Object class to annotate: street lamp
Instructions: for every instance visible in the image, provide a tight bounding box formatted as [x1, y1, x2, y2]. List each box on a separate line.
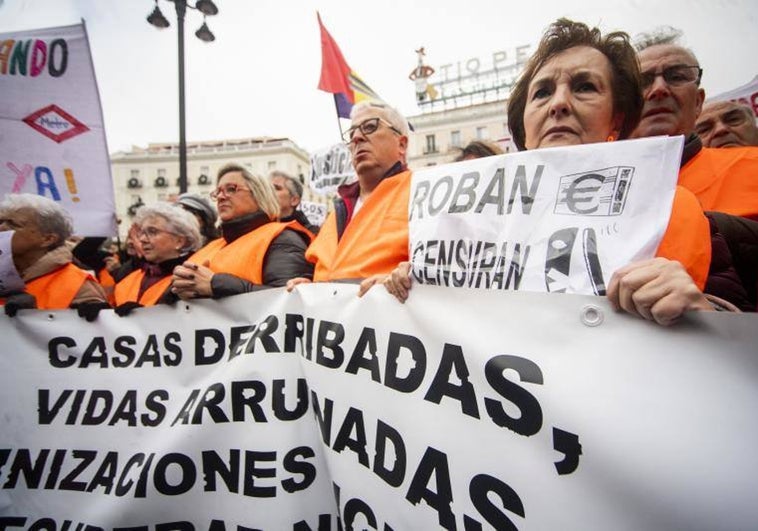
[146, 0, 218, 193]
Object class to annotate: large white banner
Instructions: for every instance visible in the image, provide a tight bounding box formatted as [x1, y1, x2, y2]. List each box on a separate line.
[309, 142, 355, 196]
[709, 74, 758, 121]
[0, 23, 116, 236]
[409, 137, 683, 295]
[1, 285, 757, 529]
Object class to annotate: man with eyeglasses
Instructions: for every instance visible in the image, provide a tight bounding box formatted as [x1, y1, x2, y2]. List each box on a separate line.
[695, 101, 758, 149]
[631, 29, 758, 220]
[288, 100, 411, 293]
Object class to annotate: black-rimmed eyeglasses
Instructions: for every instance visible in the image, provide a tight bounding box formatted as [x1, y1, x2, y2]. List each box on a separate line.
[640, 65, 703, 89]
[342, 117, 402, 143]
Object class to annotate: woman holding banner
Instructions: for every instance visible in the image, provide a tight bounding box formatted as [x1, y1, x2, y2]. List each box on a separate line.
[171, 163, 314, 299]
[113, 202, 201, 308]
[384, 18, 746, 324]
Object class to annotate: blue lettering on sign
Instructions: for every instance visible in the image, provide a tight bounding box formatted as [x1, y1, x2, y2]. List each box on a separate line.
[39, 116, 70, 130]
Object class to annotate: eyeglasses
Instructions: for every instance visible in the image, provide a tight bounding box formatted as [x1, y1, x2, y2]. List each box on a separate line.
[210, 183, 251, 200]
[342, 117, 402, 143]
[138, 226, 178, 239]
[640, 65, 702, 90]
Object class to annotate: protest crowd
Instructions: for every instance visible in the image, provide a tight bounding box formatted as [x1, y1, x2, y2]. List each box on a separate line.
[2, 13, 758, 528]
[2, 19, 757, 325]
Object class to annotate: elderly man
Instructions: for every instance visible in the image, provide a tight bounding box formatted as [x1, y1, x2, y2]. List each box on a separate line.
[288, 100, 411, 293]
[631, 30, 758, 220]
[269, 171, 320, 235]
[0, 194, 108, 315]
[695, 100, 758, 149]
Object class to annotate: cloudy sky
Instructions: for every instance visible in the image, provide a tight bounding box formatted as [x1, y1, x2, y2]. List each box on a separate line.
[1, 0, 756, 154]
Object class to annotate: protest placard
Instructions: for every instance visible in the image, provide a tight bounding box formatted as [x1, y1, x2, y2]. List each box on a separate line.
[0, 23, 116, 236]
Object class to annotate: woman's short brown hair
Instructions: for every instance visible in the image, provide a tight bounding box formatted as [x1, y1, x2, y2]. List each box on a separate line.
[507, 18, 643, 151]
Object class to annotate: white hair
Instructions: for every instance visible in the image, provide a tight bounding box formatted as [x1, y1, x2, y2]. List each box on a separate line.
[134, 202, 202, 253]
[0, 193, 73, 247]
[350, 100, 411, 138]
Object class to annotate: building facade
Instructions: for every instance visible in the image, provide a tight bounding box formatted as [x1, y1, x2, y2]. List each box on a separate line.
[406, 100, 514, 169]
[110, 136, 319, 236]
[404, 45, 527, 168]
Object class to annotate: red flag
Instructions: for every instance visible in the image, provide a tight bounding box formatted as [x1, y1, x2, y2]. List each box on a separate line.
[317, 13, 353, 101]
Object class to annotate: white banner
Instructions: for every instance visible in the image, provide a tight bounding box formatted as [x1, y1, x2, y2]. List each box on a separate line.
[0, 23, 116, 236]
[709, 75, 758, 121]
[1, 285, 757, 529]
[408, 137, 683, 295]
[309, 142, 355, 196]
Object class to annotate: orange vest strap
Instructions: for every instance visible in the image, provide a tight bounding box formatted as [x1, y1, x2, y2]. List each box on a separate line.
[655, 186, 712, 290]
[24, 263, 90, 310]
[679, 146, 758, 218]
[308, 170, 411, 281]
[114, 269, 173, 306]
[189, 220, 310, 284]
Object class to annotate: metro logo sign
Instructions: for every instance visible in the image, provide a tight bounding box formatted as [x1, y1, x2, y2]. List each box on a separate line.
[22, 104, 90, 143]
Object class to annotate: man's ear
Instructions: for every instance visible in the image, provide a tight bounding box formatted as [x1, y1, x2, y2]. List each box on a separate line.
[695, 87, 706, 117]
[42, 233, 62, 250]
[398, 135, 409, 158]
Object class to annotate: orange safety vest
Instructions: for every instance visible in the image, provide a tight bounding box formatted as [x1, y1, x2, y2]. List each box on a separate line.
[655, 185, 711, 290]
[678, 146, 758, 219]
[188, 220, 312, 284]
[307, 171, 411, 281]
[98, 268, 117, 306]
[0, 263, 90, 310]
[113, 269, 173, 306]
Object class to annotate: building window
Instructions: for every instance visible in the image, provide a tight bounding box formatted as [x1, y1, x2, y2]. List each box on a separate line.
[130, 169, 140, 179]
[450, 130, 461, 148]
[425, 134, 437, 154]
[476, 127, 488, 140]
[268, 161, 276, 171]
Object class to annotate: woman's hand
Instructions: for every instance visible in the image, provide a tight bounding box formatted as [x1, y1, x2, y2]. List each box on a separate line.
[607, 257, 713, 326]
[172, 260, 214, 299]
[103, 254, 121, 273]
[358, 274, 388, 297]
[286, 277, 312, 292]
[382, 262, 412, 303]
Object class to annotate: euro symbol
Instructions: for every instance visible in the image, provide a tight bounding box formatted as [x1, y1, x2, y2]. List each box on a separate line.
[565, 173, 604, 214]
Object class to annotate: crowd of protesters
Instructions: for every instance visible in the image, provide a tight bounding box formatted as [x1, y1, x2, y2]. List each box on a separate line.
[2, 19, 757, 325]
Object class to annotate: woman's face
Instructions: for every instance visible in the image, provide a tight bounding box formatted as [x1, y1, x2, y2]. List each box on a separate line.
[213, 171, 259, 222]
[137, 215, 186, 264]
[523, 46, 620, 149]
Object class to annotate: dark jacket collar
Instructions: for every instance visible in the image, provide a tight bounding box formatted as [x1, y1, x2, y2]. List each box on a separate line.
[681, 133, 703, 167]
[220, 211, 271, 243]
[142, 254, 190, 277]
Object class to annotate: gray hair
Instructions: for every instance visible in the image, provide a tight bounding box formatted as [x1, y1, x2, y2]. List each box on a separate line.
[134, 202, 202, 253]
[350, 100, 411, 138]
[0, 193, 73, 248]
[217, 163, 281, 220]
[269, 171, 303, 199]
[635, 27, 699, 64]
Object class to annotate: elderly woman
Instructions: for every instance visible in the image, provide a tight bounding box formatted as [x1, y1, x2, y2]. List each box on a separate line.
[385, 19, 744, 325]
[113, 202, 201, 307]
[0, 193, 108, 314]
[171, 163, 314, 299]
